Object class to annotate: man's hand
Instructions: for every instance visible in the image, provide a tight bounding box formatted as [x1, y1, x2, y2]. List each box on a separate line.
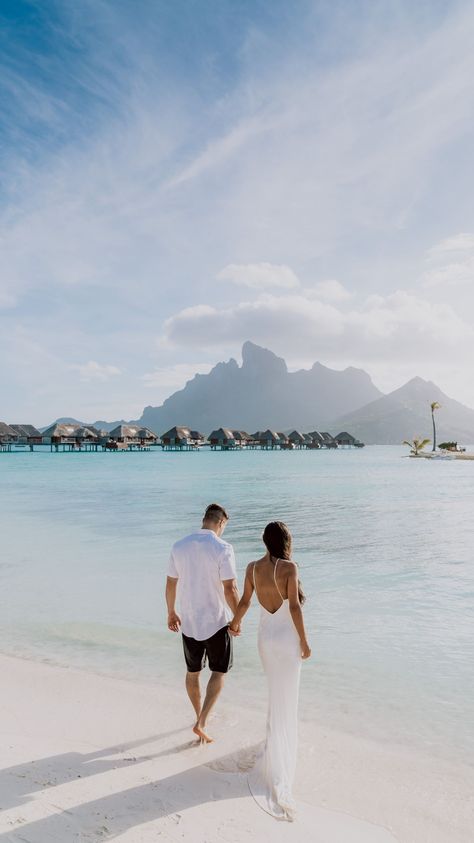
[228, 623, 241, 637]
[168, 611, 181, 632]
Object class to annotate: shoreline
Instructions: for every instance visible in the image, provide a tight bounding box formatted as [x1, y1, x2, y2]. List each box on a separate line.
[1, 653, 472, 842]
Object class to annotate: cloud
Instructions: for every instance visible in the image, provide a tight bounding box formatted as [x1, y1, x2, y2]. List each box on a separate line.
[140, 362, 214, 389]
[423, 231, 474, 288]
[311, 279, 351, 303]
[427, 232, 474, 257]
[163, 287, 473, 365]
[217, 262, 300, 290]
[73, 361, 121, 382]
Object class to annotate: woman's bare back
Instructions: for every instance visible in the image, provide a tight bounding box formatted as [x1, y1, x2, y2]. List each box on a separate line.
[252, 556, 295, 614]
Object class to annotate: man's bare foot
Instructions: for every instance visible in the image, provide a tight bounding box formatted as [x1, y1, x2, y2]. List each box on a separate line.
[193, 723, 214, 743]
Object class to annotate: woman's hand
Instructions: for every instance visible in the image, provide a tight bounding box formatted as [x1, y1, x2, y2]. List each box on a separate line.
[301, 640, 312, 659]
[228, 623, 241, 636]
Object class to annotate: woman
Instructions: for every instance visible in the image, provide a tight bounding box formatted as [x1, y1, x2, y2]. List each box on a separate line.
[229, 521, 311, 821]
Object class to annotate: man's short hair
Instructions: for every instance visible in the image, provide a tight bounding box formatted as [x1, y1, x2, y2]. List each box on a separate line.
[203, 503, 229, 523]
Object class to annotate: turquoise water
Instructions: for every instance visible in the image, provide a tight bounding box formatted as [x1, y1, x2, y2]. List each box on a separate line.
[1, 447, 473, 764]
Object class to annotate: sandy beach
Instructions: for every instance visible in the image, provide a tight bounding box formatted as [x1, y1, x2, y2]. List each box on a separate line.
[1, 653, 472, 843]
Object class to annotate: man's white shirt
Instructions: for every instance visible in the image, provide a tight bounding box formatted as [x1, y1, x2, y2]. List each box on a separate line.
[167, 529, 237, 640]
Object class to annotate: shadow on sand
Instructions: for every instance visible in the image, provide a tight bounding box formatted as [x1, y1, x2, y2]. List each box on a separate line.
[0, 736, 260, 841]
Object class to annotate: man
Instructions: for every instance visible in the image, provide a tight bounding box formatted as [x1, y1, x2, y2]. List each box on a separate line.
[166, 503, 239, 743]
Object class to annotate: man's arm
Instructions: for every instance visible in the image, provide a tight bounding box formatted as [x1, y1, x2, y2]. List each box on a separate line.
[228, 563, 254, 635]
[222, 578, 240, 615]
[166, 576, 181, 632]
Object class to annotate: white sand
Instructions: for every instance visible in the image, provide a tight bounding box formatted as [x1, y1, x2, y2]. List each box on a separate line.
[0, 654, 472, 843]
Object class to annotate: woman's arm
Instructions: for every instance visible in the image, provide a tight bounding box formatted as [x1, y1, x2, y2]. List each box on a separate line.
[287, 565, 311, 659]
[229, 563, 255, 635]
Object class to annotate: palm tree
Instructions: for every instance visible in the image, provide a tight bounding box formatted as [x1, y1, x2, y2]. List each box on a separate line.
[403, 437, 431, 456]
[430, 401, 441, 451]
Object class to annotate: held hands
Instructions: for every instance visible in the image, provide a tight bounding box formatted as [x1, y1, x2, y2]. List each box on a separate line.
[167, 611, 181, 632]
[300, 640, 312, 660]
[228, 623, 241, 637]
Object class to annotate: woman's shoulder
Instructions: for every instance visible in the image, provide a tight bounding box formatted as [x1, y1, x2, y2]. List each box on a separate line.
[246, 556, 265, 572]
[278, 558, 298, 572]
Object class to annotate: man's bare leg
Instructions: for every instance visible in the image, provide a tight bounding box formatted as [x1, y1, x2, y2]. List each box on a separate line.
[185, 671, 202, 721]
[193, 671, 225, 743]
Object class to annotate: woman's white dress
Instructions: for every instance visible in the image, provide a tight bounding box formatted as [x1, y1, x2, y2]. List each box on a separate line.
[248, 559, 302, 821]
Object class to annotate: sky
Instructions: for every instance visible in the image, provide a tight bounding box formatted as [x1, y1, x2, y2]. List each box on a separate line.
[1, 0, 474, 425]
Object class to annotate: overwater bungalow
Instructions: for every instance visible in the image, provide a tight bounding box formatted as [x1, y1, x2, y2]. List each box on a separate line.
[288, 430, 306, 448]
[277, 432, 291, 447]
[319, 431, 338, 448]
[109, 425, 139, 444]
[42, 422, 82, 445]
[189, 430, 205, 446]
[258, 429, 280, 449]
[137, 427, 160, 445]
[161, 426, 198, 449]
[231, 430, 251, 447]
[336, 431, 364, 448]
[0, 422, 17, 448]
[208, 428, 237, 449]
[308, 431, 324, 448]
[75, 426, 99, 443]
[9, 424, 43, 445]
[108, 424, 158, 448]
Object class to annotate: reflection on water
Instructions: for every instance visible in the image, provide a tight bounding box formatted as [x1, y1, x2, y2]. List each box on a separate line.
[1, 447, 473, 763]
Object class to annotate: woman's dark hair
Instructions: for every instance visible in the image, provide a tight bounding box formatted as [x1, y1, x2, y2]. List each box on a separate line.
[262, 521, 306, 604]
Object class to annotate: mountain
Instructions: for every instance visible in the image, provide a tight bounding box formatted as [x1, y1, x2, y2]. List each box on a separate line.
[330, 377, 474, 445]
[40, 417, 127, 433]
[39, 417, 85, 433]
[92, 419, 129, 432]
[137, 341, 382, 433]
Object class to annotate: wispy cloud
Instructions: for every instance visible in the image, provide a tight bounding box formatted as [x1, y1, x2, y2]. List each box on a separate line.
[311, 280, 352, 303]
[423, 231, 474, 288]
[73, 361, 122, 382]
[141, 362, 214, 390]
[217, 262, 300, 290]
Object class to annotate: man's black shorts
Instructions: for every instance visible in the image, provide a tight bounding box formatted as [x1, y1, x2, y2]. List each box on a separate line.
[182, 625, 233, 673]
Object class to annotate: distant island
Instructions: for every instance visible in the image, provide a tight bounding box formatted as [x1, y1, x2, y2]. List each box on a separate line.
[6, 342, 474, 445]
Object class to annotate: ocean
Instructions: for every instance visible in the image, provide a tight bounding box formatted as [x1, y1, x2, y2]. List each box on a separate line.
[1, 446, 473, 765]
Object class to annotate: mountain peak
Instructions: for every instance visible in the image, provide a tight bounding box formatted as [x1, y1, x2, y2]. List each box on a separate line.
[396, 376, 442, 399]
[241, 341, 287, 375]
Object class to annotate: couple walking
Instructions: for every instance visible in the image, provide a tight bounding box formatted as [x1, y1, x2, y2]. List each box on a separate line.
[165, 503, 311, 821]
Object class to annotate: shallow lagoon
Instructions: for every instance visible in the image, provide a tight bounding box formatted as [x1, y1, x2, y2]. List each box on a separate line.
[1, 446, 473, 764]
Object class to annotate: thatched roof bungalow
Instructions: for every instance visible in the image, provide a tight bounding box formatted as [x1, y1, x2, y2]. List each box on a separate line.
[42, 423, 81, 444]
[319, 431, 338, 448]
[208, 428, 237, 448]
[288, 430, 305, 447]
[0, 422, 18, 443]
[9, 424, 42, 444]
[336, 431, 364, 447]
[108, 424, 158, 446]
[137, 427, 159, 444]
[259, 429, 280, 448]
[232, 430, 251, 447]
[161, 426, 197, 448]
[189, 430, 205, 445]
[74, 426, 99, 442]
[308, 431, 324, 447]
